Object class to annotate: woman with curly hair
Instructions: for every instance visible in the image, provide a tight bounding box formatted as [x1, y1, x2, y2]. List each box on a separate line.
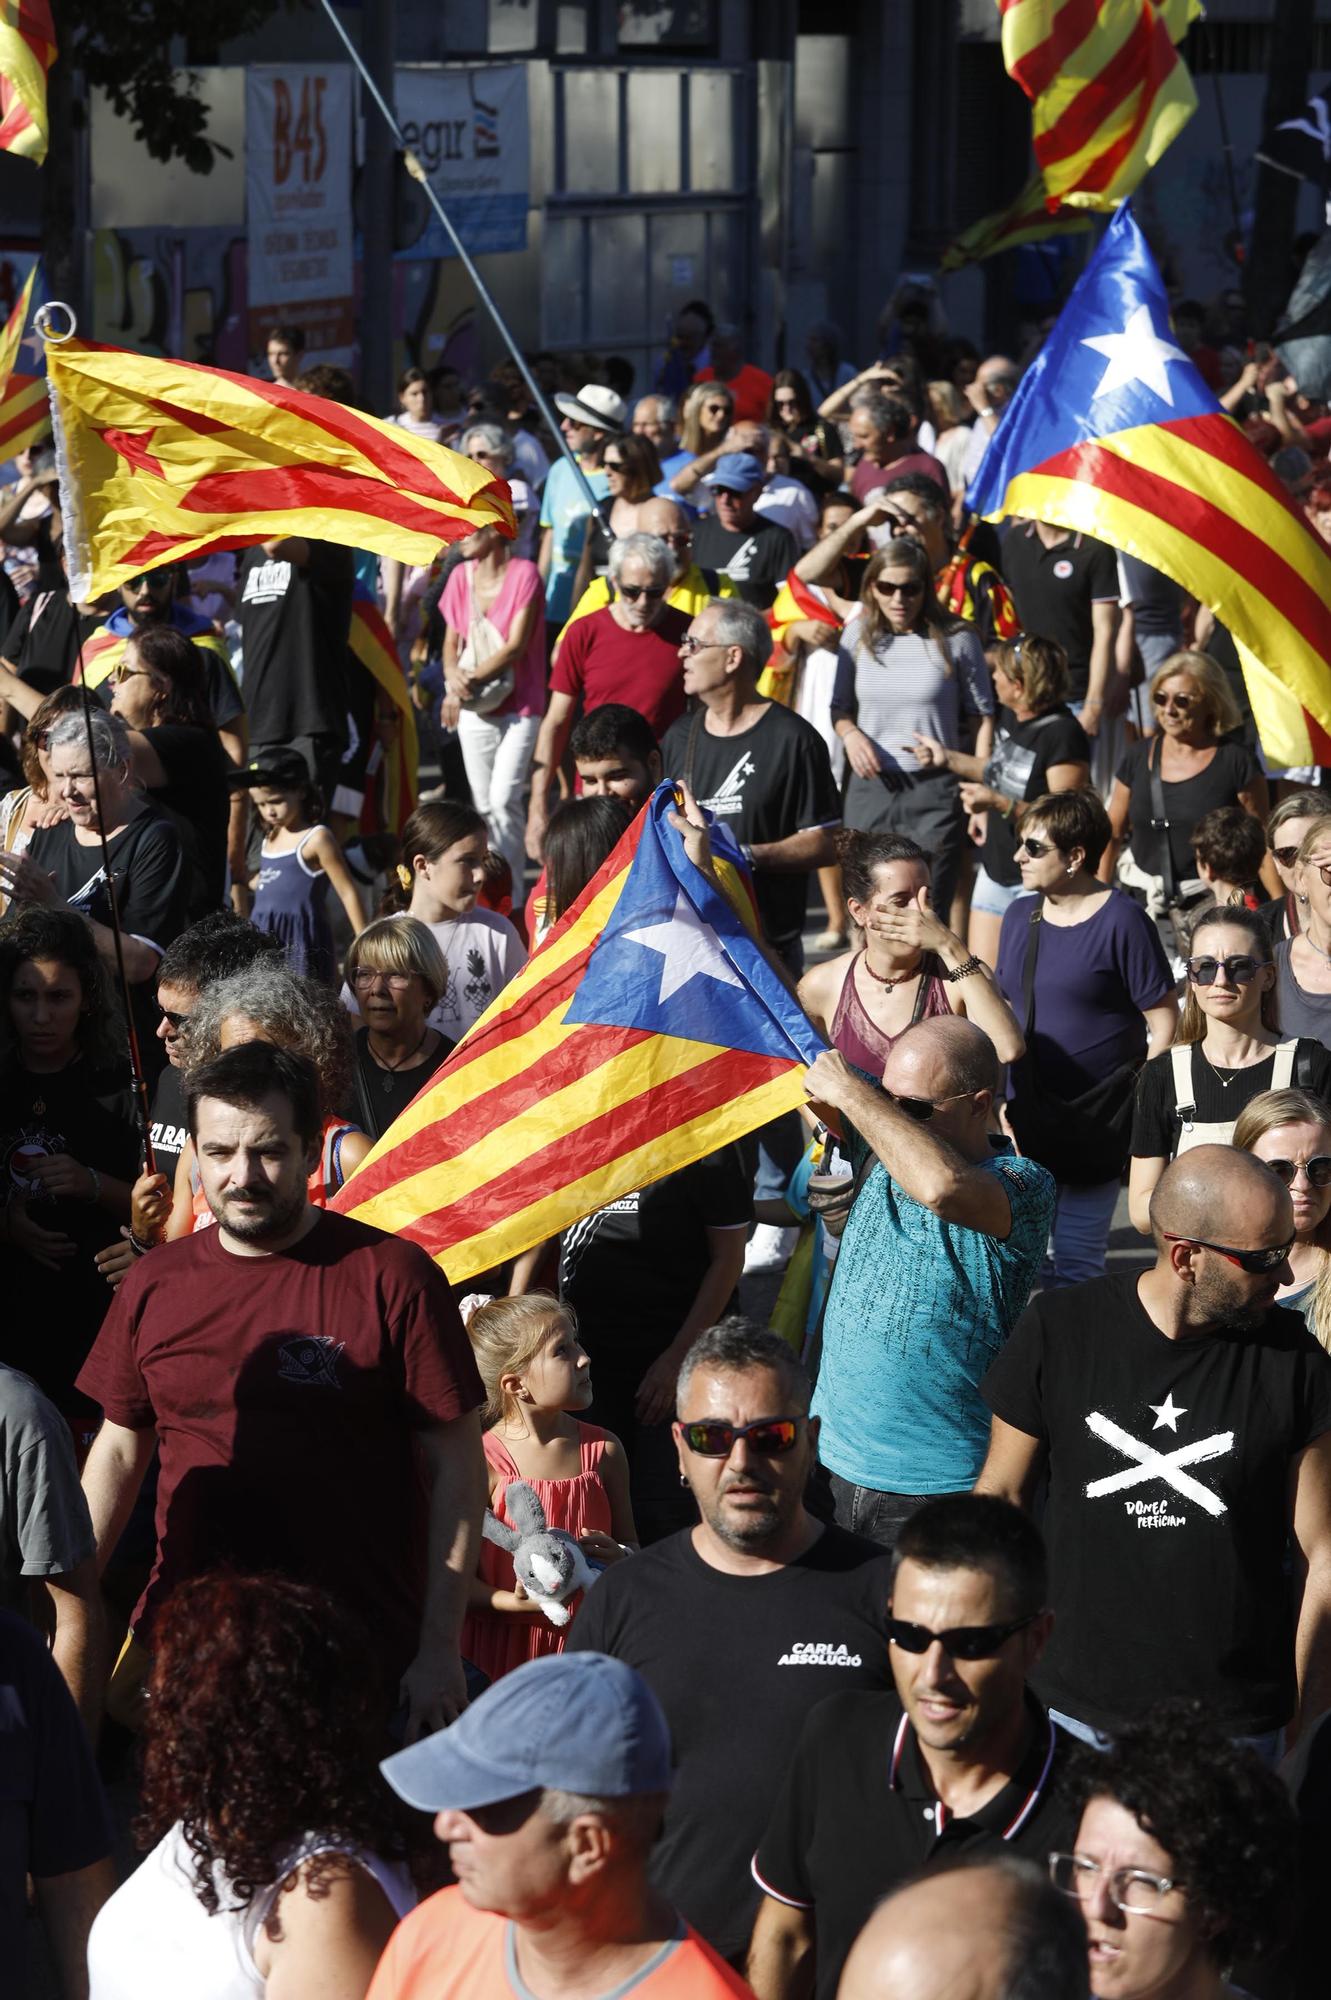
[150, 957, 370, 1243]
[0, 905, 138, 1432]
[87, 1572, 414, 1999]
[0, 682, 87, 914]
[1051, 1700, 1298, 2000]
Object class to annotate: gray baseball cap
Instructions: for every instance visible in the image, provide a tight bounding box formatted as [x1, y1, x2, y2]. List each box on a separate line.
[381, 1652, 674, 1812]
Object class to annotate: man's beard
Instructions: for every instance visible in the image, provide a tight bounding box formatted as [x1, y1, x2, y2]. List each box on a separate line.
[1195, 1267, 1274, 1334]
[210, 1180, 306, 1243]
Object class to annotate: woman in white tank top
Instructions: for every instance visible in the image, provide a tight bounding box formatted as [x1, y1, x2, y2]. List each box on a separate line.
[87, 1574, 415, 2000]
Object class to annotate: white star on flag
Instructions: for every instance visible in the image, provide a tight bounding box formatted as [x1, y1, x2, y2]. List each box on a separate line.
[624, 889, 745, 1007]
[1081, 305, 1190, 406]
[1149, 1394, 1187, 1433]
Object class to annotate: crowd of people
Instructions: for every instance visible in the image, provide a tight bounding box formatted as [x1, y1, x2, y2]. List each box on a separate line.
[2, 285, 1331, 2000]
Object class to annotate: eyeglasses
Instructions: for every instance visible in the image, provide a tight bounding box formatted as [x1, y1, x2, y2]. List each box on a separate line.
[127, 569, 172, 591]
[1316, 861, 1331, 889]
[157, 1004, 191, 1029]
[1152, 689, 1199, 712]
[774, 395, 800, 409]
[1185, 954, 1270, 986]
[1049, 1855, 1185, 1919]
[109, 662, 155, 685]
[351, 967, 415, 991]
[885, 1087, 976, 1124]
[679, 633, 720, 656]
[680, 1416, 803, 1457]
[1273, 844, 1302, 868]
[1262, 1155, 1331, 1188]
[603, 458, 625, 471]
[1014, 836, 1054, 859]
[1161, 1232, 1294, 1274]
[874, 580, 925, 598]
[887, 1612, 1039, 1659]
[703, 401, 728, 413]
[619, 584, 666, 603]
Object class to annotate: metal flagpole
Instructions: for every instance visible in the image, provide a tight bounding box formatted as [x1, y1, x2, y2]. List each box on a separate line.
[315, 0, 609, 522]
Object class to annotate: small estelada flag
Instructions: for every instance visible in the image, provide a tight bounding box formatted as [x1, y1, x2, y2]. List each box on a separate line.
[0, 0, 54, 164]
[44, 336, 516, 601]
[0, 261, 35, 390]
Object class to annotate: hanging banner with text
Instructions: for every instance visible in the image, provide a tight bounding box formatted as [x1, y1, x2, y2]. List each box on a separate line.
[394, 65, 529, 261]
[246, 64, 354, 358]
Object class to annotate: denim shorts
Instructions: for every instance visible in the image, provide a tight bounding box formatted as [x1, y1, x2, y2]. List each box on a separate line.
[971, 865, 1028, 918]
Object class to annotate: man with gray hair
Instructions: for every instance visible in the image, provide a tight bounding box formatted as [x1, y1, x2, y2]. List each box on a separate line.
[373, 1652, 753, 1997]
[527, 531, 691, 858]
[569, 1318, 894, 1964]
[663, 597, 839, 977]
[804, 1020, 1054, 1555]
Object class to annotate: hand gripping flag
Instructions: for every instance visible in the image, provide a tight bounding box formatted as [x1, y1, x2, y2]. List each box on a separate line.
[333, 785, 826, 1281]
[967, 204, 1331, 769]
[0, 1, 54, 165]
[43, 337, 516, 602]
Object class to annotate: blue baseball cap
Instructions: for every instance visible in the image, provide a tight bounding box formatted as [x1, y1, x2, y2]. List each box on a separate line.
[380, 1653, 674, 1812]
[702, 451, 765, 493]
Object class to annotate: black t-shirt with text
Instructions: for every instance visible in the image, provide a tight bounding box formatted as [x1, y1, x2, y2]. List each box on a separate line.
[238, 543, 354, 747]
[980, 705, 1089, 887]
[148, 1061, 188, 1182]
[690, 515, 797, 609]
[560, 1148, 751, 1380]
[567, 1524, 894, 1961]
[1130, 1039, 1331, 1161]
[753, 1691, 1076, 2000]
[982, 1271, 1331, 1733]
[661, 703, 840, 947]
[1115, 738, 1262, 883]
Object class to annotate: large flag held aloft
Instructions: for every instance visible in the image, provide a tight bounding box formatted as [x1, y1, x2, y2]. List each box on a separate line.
[1002, 0, 1199, 211]
[43, 336, 516, 602]
[0, 1, 54, 164]
[333, 786, 826, 1282]
[968, 203, 1331, 769]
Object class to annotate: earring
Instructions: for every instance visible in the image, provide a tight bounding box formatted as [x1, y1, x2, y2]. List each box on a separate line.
[1066, 865, 1076, 877]
[1298, 893, 1311, 906]
[679, 1473, 689, 1488]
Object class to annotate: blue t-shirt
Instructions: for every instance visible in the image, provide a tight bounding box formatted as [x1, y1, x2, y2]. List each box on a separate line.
[539, 459, 609, 627]
[813, 1140, 1054, 1494]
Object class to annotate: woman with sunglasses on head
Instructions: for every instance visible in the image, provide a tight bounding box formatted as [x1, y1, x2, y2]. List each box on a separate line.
[1052, 1701, 1297, 2000]
[765, 369, 844, 495]
[1102, 652, 1271, 952]
[1233, 1087, 1331, 1349]
[1258, 790, 1331, 944]
[831, 539, 994, 921]
[568, 431, 662, 610]
[1127, 905, 1331, 1234]
[996, 792, 1175, 1285]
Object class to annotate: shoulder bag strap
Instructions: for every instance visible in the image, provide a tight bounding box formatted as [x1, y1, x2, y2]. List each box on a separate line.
[912, 952, 943, 1025]
[1273, 1040, 1298, 1090]
[1019, 905, 1043, 1039]
[1148, 735, 1178, 907]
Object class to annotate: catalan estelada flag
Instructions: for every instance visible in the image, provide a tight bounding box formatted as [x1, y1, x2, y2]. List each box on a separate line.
[348, 581, 418, 835]
[44, 337, 516, 602]
[0, 1, 54, 164]
[968, 203, 1331, 769]
[333, 785, 825, 1280]
[76, 617, 231, 691]
[1003, 0, 1200, 211]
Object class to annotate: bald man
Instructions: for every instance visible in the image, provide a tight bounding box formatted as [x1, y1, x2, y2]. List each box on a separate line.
[552, 496, 737, 659]
[804, 1022, 1054, 1555]
[836, 1857, 1089, 2000]
[978, 1144, 1331, 1755]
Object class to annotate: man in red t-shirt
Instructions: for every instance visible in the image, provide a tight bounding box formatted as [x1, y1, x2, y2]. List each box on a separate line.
[693, 323, 774, 425]
[78, 1042, 486, 1738]
[847, 391, 949, 502]
[526, 532, 687, 858]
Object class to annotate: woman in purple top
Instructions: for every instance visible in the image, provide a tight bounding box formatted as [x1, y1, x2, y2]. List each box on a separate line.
[996, 791, 1176, 1287]
[440, 522, 545, 885]
[798, 828, 1023, 1077]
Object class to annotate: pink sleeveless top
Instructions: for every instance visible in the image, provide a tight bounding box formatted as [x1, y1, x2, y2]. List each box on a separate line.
[829, 951, 951, 1074]
[461, 1422, 612, 1686]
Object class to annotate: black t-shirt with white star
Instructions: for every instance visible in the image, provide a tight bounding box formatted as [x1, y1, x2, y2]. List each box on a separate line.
[982, 1271, 1331, 1734]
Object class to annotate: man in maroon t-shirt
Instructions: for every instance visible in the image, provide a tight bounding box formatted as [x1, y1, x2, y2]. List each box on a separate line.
[78, 1042, 486, 1739]
[847, 390, 949, 503]
[526, 531, 687, 858]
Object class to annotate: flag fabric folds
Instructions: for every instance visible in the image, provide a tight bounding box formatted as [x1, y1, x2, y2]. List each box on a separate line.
[1256, 86, 1331, 204]
[1001, 0, 1199, 212]
[0, 371, 49, 459]
[0, 262, 34, 390]
[333, 785, 826, 1281]
[348, 582, 419, 836]
[44, 337, 516, 602]
[967, 203, 1331, 769]
[0, 1, 54, 165]
[940, 169, 1092, 271]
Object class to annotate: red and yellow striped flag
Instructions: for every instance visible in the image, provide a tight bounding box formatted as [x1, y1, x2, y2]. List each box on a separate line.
[0, 372, 48, 459]
[44, 337, 516, 602]
[1002, 0, 1200, 211]
[0, 261, 34, 389]
[0, 0, 53, 164]
[940, 169, 1093, 270]
[349, 582, 418, 836]
[333, 786, 824, 1281]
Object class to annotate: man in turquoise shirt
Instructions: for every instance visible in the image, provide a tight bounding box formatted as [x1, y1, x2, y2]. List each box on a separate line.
[806, 1017, 1053, 1552]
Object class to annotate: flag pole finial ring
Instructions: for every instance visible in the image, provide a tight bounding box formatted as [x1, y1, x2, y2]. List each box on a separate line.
[34, 301, 77, 343]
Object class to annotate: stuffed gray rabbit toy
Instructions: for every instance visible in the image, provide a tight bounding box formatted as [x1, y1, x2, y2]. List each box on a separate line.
[482, 1479, 598, 1626]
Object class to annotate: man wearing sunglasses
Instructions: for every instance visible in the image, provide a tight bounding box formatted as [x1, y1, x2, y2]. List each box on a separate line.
[978, 1145, 1331, 1758]
[749, 1497, 1075, 2000]
[803, 1020, 1053, 1555]
[569, 1320, 894, 1967]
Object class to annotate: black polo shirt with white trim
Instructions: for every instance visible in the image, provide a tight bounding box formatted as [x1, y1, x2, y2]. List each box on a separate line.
[751, 1689, 1075, 2000]
[999, 520, 1119, 701]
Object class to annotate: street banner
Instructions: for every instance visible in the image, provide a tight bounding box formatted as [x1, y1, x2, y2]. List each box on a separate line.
[246, 64, 354, 358]
[395, 65, 529, 260]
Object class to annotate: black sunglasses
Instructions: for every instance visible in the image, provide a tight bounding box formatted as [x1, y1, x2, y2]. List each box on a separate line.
[157, 1004, 190, 1029]
[680, 1416, 802, 1457]
[1161, 1232, 1294, 1274]
[128, 569, 173, 591]
[887, 1612, 1040, 1660]
[1263, 1155, 1331, 1188]
[619, 584, 666, 602]
[1185, 955, 1270, 986]
[1014, 836, 1053, 858]
[886, 1087, 974, 1125]
[1273, 844, 1301, 868]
